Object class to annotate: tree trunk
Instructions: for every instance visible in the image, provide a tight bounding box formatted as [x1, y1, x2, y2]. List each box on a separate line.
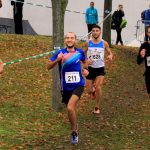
[51, 0, 68, 111]
[102, 0, 112, 46]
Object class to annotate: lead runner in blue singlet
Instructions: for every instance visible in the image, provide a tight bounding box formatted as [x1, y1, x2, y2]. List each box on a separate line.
[47, 32, 87, 144]
[84, 25, 113, 114]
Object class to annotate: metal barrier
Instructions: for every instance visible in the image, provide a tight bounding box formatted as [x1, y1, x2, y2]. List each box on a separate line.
[136, 20, 150, 43]
[0, 25, 12, 33]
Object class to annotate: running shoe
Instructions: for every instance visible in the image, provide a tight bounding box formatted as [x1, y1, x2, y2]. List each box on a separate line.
[71, 131, 78, 144]
[93, 107, 100, 114]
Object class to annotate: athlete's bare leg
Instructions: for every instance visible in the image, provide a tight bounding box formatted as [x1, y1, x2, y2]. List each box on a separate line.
[67, 95, 79, 132]
[0, 61, 4, 74]
[86, 79, 95, 99]
[94, 76, 104, 113]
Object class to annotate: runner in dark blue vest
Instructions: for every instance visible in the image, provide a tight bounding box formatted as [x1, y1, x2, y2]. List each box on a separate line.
[137, 26, 150, 98]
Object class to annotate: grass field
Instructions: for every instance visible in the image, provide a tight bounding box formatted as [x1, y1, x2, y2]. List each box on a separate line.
[0, 34, 149, 150]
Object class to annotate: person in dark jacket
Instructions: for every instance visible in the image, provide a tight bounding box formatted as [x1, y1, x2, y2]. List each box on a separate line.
[112, 4, 124, 45]
[11, 0, 24, 34]
[137, 26, 150, 98]
[0, 0, 2, 8]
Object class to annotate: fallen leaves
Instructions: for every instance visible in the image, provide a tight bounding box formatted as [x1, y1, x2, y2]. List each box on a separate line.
[0, 35, 149, 149]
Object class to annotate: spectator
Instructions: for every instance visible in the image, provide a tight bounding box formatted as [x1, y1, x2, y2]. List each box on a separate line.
[112, 4, 124, 45]
[85, 1, 98, 40]
[11, 0, 24, 34]
[0, 0, 2, 8]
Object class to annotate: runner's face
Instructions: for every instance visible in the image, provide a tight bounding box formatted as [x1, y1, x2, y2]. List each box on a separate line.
[92, 28, 101, 39]
[65, 33, 76, 48]
[147, 28, 150, 37]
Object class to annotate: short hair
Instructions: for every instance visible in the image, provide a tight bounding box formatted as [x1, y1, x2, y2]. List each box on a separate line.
[92, 25, 101, 31]
[65, 32, 76, 39]
[118, 4, 123, 7]
[90, 1, 94, 5]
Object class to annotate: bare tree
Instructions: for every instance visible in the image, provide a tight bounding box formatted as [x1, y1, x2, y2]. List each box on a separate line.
[102, 0, 112, 46]
[51, 0, 68, 111]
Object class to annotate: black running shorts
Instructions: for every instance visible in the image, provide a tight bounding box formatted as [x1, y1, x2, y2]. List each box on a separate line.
[86, 67, 105, 80]
[61, 86, 84, 105]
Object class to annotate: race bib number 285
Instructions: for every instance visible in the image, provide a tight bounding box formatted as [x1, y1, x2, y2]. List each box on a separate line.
[65, 72, 80, 83]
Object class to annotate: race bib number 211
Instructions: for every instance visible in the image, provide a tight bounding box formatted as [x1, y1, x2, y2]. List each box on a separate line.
[65, 72, 80, 83]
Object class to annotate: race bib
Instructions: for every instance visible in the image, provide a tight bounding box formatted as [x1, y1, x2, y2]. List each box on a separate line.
[89, 52, 103, 61]
[147, 56, 150, 66]
[65, 72, 80, 83]
[87, 47, 105, 68]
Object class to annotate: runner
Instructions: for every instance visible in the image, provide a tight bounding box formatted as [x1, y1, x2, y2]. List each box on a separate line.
[85, 25, 113, 114]
[0, 59, 4, 74]
[137, 25, 150, 98]
[47, 32, 87, 144]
